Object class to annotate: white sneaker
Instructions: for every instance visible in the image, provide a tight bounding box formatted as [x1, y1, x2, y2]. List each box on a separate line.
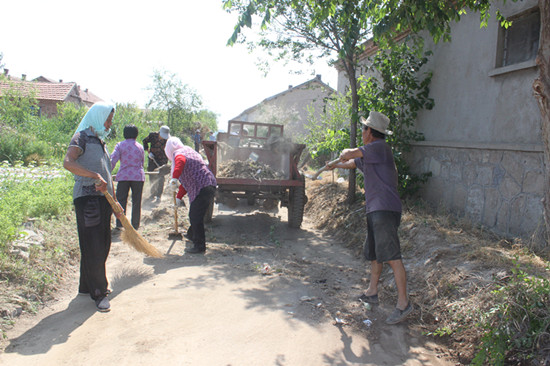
[96, 297, 111, 312]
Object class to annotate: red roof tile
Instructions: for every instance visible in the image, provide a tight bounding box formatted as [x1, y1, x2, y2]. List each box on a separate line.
[78, 86, 103, 104]
[0, 79, 75, 101]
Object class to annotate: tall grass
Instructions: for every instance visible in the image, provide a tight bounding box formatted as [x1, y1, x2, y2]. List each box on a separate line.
[0, 162, 73, 248]
[0, 161, 76, 323]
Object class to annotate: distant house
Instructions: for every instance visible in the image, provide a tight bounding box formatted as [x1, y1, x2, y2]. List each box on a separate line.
[337, 0, 543, 240]
[0, 69, 102, 117]
[232, 74, 335, 139]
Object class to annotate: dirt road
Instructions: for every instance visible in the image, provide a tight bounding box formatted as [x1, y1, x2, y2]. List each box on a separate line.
[0, 195, 452, 365]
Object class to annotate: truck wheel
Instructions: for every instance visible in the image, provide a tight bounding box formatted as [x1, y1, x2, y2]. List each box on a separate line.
[263, 199, 277, 210]
[246, 194, 255, 206]
[288, 182, 306, 228]
[204, 199, 214, 223]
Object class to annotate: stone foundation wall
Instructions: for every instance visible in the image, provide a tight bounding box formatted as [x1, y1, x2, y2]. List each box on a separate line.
[408, 142, 545, 238]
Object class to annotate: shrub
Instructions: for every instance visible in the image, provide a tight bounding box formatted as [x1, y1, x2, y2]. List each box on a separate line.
[473, 261, 550, 365]
[0, 126, 53, 165]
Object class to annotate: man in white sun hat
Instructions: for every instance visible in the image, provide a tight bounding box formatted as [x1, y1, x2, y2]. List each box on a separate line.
[327, 111, 412, 325]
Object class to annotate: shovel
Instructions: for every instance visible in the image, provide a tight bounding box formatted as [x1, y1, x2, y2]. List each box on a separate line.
[304, 158, 341, 180]
[168, 191, 183, 239]
[148, 152, 161, 168]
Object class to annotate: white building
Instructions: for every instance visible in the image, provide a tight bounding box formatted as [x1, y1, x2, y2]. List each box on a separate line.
[232, 74, 336, 139]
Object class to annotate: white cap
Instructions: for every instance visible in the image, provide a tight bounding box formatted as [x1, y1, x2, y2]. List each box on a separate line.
[159, 125, 170, 139]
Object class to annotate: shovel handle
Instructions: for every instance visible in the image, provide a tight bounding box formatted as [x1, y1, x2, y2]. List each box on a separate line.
[310, 158, 341, 180]
[173, 192, 179, 233]
[326, 157, 342, 168]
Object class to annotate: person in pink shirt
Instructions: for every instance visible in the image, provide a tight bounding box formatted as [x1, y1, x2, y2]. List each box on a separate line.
[165, 137, 216, 254]
[111, 125, 145, 230]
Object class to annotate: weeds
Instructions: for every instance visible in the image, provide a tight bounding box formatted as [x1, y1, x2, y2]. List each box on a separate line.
[269, 224, 281, 247]
[0, 162, 72, 247]
[0, 163, 77, 336]
[472, 260, 550, 365]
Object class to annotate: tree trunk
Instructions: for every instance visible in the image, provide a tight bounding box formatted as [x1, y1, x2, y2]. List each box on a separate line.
[533, 0, 550, 246]
[346, 61, 358, 204]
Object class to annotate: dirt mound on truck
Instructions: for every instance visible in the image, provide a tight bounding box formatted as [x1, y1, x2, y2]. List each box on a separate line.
[218, 160, 285, 179]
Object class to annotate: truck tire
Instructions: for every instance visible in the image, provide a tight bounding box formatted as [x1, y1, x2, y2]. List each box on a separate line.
[288, 180, 306, 228]
[246, 193, 255, 206]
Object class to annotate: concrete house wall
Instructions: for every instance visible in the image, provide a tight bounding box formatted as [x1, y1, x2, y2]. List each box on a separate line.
[232, 75, 335, 139]
[337, 0, 544, 239]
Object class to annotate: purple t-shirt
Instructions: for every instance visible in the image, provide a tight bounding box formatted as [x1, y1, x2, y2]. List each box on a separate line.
[111, 139, 145, 182]
[174, 146, 217, 203]
[354, 140, 402, 214]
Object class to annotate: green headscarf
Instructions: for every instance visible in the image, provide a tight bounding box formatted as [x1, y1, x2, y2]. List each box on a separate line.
[75, 101, 116, 140]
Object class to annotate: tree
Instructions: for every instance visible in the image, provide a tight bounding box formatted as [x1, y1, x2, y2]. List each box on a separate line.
[224, 0, 375, 203]
[0, 79, 39, 128]
[358, 38, 434, 198]
[146, 69, 204, 136]
[191, 109, 218, 135]
[303, 92, 352, 165]
[532, 0, 550, 246]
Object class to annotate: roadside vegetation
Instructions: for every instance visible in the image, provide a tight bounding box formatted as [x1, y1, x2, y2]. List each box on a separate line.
[0, 162, 76, 319]
[0, 68, 218, 338]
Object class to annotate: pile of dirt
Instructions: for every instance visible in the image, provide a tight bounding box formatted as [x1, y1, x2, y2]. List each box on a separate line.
[304, 176, 549, 364]
[218, 159, 285, 180]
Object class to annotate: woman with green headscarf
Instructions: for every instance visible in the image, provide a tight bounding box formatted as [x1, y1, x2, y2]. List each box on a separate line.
[63, 101, 122, 313]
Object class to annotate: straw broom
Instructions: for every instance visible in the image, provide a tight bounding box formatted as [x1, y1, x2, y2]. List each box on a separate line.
[103, 191, 163, 258]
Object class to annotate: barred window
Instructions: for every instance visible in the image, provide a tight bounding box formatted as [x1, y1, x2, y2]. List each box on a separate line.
[496, 8, 540, 67]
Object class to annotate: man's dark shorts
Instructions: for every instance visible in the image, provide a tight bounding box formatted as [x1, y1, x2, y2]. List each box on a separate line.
[363, 210, 402, 262]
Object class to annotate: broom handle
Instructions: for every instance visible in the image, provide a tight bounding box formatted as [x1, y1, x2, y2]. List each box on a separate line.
[103, 190, 124, 215]
[93, 179, 122, 214]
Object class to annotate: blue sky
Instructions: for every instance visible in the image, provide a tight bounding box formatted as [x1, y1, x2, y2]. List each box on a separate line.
[1, 0, 338, 129]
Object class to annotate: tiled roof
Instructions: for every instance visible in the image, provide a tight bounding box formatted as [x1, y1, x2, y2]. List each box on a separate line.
[0, 79, 75, 101]
[36, 82, 76, 101]
[33, 76, 58, 83]
[78, 86, 103, 104]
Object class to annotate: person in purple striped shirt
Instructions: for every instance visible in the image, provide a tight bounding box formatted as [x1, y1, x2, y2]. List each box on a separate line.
[111, 125, 145, 230]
